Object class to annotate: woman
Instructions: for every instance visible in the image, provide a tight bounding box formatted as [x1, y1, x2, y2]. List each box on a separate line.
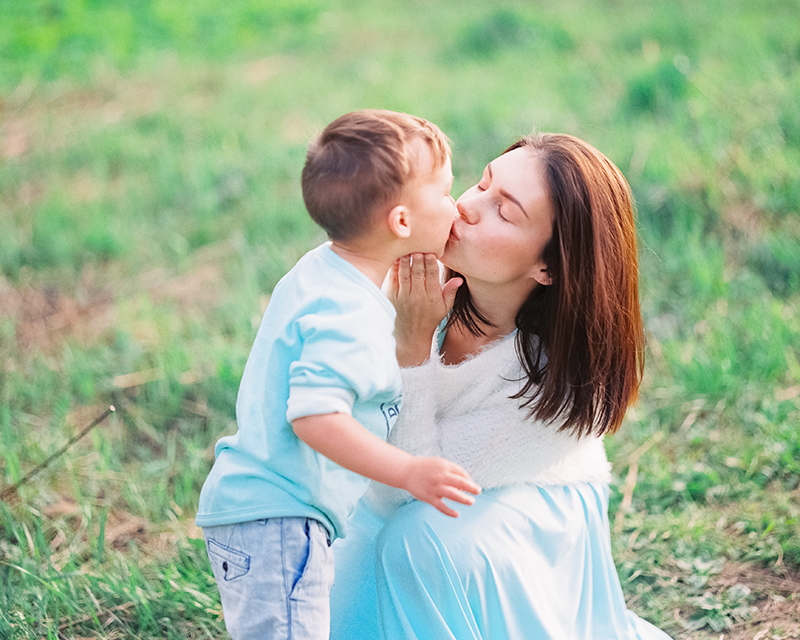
[329, 133, 672, 639]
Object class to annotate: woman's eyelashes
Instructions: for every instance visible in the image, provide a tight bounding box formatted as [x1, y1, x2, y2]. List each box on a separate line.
[475, 170, 511, 222]
[473, 181, 510, 221]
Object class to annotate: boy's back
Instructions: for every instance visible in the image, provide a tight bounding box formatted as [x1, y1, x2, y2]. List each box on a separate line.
[196, 243, 402, 540]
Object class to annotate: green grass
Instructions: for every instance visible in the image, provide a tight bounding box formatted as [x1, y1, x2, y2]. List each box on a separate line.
[1, 0, 799, 637]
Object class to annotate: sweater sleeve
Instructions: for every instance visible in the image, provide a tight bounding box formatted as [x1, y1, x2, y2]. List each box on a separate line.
[385, 360, 442, 457]
[362, 358, 443, 513]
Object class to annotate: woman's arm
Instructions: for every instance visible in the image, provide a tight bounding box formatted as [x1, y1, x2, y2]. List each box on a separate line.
[386, 254, 461, 367]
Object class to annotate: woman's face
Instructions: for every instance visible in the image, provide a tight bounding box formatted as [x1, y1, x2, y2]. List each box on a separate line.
[442, 147, 554, 289]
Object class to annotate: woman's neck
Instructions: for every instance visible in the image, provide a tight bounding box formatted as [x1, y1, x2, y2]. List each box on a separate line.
[440, 324, 505, 366]
[468, 278, 536, 336]
[441, 279, 535, 364]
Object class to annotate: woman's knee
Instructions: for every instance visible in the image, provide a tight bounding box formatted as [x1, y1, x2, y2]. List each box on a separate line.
[375, 503, 451, 571]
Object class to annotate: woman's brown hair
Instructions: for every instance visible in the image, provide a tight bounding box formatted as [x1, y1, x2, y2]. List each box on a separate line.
[449, 133, 644, 438]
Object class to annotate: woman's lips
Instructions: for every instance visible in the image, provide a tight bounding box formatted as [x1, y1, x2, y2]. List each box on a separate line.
[443, 227, 459, 253]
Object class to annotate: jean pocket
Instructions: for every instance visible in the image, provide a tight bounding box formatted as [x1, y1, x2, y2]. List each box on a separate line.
[288, 520, 333, 602]
[207, 538, 250, 581]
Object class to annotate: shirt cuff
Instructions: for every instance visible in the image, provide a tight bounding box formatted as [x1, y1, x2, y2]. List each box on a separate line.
[286, 385, 355, 423]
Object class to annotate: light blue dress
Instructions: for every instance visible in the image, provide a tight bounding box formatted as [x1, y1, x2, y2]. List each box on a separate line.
[330, 483, 672, 640]
[329, 328, 672, 640]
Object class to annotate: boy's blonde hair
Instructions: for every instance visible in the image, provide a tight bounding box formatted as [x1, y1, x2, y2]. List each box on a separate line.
[301, 109, 451, 241]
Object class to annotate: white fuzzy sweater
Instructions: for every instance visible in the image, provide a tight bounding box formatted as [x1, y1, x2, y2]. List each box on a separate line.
[366, 331, 612, 512]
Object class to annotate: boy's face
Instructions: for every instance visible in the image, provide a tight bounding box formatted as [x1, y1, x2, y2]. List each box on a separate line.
[402, 144, 458, 258]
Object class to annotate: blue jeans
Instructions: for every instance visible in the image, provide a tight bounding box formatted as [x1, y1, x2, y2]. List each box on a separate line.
[203, 518, 334, 640]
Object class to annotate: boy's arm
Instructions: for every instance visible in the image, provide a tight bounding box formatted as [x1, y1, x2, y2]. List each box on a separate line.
[292, 412, 480, 518]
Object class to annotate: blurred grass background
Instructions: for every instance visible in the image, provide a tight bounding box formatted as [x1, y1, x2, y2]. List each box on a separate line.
[0, 0, 799, 637]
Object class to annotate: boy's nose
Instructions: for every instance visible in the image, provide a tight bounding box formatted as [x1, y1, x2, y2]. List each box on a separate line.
[448, 195, 458, 218]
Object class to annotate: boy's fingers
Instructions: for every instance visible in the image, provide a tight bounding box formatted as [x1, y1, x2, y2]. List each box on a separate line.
[465, 481, 481, 495]
[448, 468, 481, 495]
[431, 500, 459, 518]
[441, 487, 476, 506]
[451, 478, 481, 495]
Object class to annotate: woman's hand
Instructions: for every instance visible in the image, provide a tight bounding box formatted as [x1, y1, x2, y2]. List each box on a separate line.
[387, 253, 462, 367]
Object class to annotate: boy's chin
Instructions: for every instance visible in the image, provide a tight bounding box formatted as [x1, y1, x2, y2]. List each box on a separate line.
[438, 247, 457, 270]
[414, 244, 444, 260]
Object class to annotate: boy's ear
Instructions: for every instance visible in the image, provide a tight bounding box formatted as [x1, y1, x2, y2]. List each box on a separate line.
[387, 205, 412, 239]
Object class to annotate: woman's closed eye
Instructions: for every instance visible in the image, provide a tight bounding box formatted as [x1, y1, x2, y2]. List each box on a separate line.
[474, 180, 509, 221]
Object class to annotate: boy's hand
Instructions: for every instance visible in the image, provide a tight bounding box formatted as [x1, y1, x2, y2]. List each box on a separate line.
[388, 253, 462, 367]
[401, 456, 481, 518]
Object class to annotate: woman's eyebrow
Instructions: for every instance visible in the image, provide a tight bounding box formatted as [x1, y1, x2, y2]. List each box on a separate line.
[488, 162, 529, 219]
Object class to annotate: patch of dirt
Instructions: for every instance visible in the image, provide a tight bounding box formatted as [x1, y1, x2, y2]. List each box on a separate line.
[41, 492, 204, 570]
[2, 178, 46, 211]
[685, 563, 800, 639]
[1, 76, 163, 160]
[711, 561, 800, 595]
[722, 203, 764, 241]
[139, 262, 226, 313]
[718, 609, 800, 640]
[0, 269, 117, 353]
[0, 239, 234, 356]
[2, 54, 292, 162]
[0, 117, 29, 159]
[0, 281, 116, 355]
[43, 497, 148, 550]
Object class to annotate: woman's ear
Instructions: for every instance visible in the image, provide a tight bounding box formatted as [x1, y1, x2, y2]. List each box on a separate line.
[531, 264, 553, 286]
[386, 204, 412, 239]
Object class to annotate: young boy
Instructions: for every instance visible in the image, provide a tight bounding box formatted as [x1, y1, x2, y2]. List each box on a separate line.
[196, 110, 481, 639]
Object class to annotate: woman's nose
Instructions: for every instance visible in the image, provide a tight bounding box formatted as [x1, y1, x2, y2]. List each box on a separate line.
[456, 199, 476, 223]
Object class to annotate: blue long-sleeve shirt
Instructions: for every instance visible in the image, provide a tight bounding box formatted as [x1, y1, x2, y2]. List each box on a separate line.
[196, 243, 402, 540]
